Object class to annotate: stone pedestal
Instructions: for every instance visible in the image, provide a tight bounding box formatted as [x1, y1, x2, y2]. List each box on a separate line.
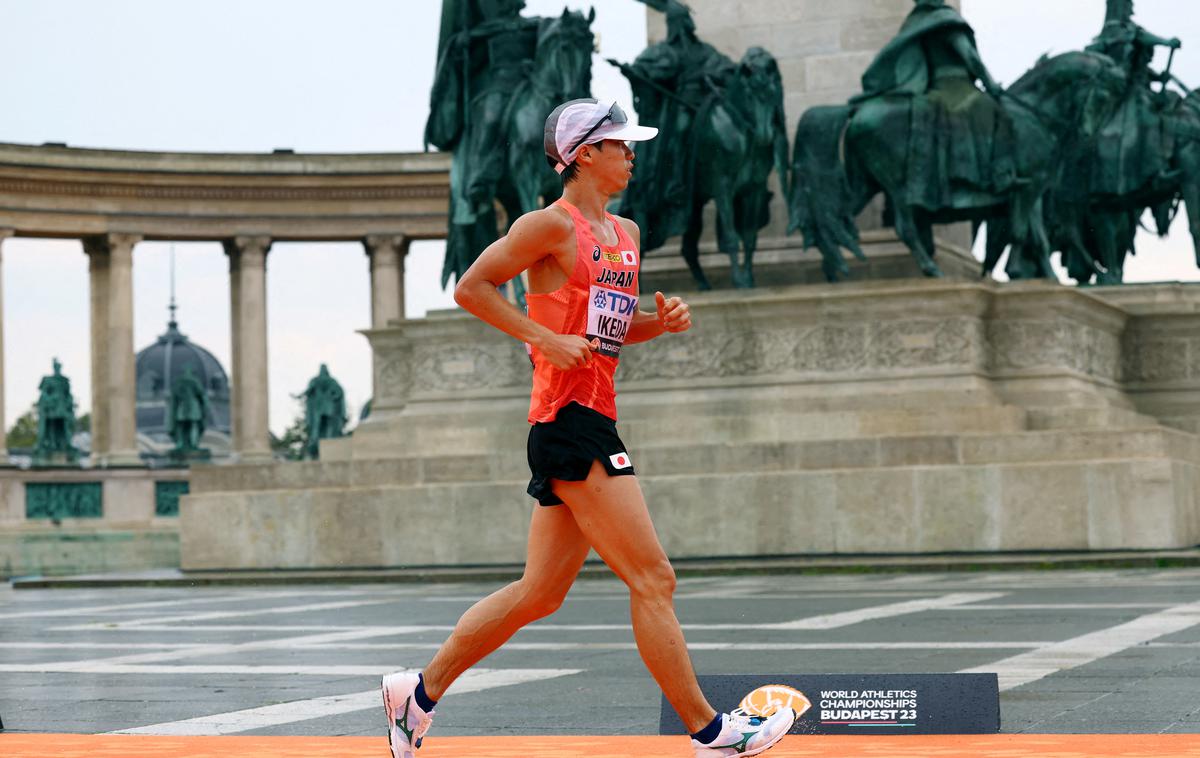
[83, 233, 143, 467]
[224, 236, 273, 463]
[180, 280, 1200, 571]
[641, 230, 981, 295]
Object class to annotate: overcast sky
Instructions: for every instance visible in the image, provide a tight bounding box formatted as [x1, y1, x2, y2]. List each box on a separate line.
[1, 0, 1197, 434]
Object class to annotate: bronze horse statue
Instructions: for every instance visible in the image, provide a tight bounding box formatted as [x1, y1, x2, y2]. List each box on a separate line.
[986, 78, 1200, 284]
[682, 47, 789, 289]
[611, 45, 788, 290]
[789, 51, 1125, 283]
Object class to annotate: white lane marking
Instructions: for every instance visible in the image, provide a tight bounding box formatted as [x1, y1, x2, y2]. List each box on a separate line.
[43, 593, 1000, 636]
[761, 592, 1005, 630]
[421, 591, 936, 602]
[108, 668, 583, 735]
[959, 599, 1200, 690]
[53, 599, 402, 629]
[0, 663, 401, 674]
[67, 627, 426, 668]
[295, 641, 1051, 651]
[0, 591, 326, 619]
[0, 639, 1049, 662]
[0, 642, 213, 650]
[944, 604, 1172, 610]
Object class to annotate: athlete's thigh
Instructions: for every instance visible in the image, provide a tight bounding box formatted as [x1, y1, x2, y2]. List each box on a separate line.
[551, 460, 670, 584]
[522, 500, 591, 593]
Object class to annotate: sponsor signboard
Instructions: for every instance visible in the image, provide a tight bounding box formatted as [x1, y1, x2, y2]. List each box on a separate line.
[659, 674, 999, 736]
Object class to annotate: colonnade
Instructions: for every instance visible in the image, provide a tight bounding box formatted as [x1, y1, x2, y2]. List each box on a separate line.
[0, 231, 411, 466]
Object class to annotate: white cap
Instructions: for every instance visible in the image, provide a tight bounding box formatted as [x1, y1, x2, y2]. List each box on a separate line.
[544, 99, 659, 174]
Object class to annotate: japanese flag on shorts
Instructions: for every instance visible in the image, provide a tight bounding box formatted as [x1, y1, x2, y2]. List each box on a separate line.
[609, 452, 632, 470]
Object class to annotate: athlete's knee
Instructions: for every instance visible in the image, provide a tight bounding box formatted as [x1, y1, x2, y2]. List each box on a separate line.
[512, 578, 568, 621]
[625, 558, 677, 601]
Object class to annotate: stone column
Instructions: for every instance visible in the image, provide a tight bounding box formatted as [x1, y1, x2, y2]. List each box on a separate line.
[0, 229, 11, 461]
[83, 233, 142, 467]
[223, 236, 273, 463]
[364, 234, 409, 328]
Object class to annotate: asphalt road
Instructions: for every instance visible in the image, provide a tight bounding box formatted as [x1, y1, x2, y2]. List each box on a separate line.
[2, 568, 1200, 737]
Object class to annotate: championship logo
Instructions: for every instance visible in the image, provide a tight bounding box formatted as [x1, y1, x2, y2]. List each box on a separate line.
[734, 685, 812, 720]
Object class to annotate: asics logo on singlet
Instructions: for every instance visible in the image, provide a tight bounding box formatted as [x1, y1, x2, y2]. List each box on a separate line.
[592, 245, 602, 262]
[595, 268, 636, 288]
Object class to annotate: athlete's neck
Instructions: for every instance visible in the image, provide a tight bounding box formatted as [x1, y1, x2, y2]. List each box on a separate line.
[561, 184, 613, 230]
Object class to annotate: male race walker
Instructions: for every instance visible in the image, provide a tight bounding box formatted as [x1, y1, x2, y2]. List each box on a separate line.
[381, 99, 797, 758]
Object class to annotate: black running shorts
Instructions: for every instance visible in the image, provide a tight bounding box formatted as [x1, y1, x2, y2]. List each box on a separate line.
[526, 401, 636, 506]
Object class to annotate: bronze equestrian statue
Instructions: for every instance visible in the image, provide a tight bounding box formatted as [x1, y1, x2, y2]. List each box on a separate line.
[613, 0, 788, 288]
[427, 0, 594, 302]
[789, 0, 1126, 282]
[984, 0, 1194, 284]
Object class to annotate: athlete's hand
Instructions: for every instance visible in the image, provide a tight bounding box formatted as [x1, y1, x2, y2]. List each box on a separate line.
[537, 334, 600, 370]
[656, 291, 692, 333]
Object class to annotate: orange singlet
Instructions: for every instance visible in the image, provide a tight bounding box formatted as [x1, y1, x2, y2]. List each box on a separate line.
[526, 199, 640, 423]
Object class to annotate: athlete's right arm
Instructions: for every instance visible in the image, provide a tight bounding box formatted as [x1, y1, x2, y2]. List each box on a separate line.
[454, 209, 597, 370]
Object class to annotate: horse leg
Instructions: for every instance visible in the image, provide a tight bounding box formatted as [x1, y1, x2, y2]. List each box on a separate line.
[915, 209, 936, 262]
[680, 199, 711, 291]
[735, 190, 763, 288]
[715, 191, 748, 287]
[1003, 188, 1046, 281]
[1093, 213, 1123, 285]
[893, 203, 942, 277]
[1182, 177, 1200, 269]
[982, 217, 1010, 278]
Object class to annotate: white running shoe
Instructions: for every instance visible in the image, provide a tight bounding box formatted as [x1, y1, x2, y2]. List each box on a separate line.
[691, 708, 797, 757]
[381, 672, 435, 758]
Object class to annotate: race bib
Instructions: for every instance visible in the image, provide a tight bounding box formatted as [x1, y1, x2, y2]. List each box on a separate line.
[587, 285, 638, 358]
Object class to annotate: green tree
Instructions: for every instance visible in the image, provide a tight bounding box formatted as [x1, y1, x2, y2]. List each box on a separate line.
[7, 405, 38, 450]
[270, 401, 307, 461]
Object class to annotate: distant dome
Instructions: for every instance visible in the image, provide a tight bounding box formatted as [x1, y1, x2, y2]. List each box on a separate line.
[135, 317, 231, 440]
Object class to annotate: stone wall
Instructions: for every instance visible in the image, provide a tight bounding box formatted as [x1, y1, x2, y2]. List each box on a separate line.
[0, 467, 187, 578]
[180, 281, 1200, 571]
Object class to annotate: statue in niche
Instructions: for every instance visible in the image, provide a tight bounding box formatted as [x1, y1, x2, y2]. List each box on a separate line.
[167, 366, 211, 461]
[299, 364, 347, 460]
[428, 0, 595, 303]
[612, 0, 789, 288]
[33, 358, 78, 465]
[789, 0, 1127, 282]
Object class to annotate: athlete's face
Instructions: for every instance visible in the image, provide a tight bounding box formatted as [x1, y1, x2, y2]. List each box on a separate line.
[578, 139, 635, 192]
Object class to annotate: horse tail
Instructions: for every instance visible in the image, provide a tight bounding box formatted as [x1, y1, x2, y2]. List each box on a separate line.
[788, 104, 861, 279]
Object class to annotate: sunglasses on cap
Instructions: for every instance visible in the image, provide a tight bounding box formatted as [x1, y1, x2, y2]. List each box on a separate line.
[568, 102, 629, 154]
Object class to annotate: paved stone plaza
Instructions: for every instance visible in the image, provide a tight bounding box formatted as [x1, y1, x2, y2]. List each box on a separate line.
[2, 569, 1200, 737]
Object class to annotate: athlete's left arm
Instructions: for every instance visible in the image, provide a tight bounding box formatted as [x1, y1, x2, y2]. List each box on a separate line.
[616, 217, 693, 344]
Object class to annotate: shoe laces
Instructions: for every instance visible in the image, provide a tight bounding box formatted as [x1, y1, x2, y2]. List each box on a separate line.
[414, 709, 435, 742]
[725, 712, 765, 732]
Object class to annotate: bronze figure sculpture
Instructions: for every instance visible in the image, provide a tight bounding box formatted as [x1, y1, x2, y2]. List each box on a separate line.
[983, 0, 1195, 284]
[612, 0, 788, 289]
[33, 358, 79, 465]
[789, 0, 1126, 282]
[428, 0, 594, 301]
[299, 364, 347, 460]
[167, 366, 210, 458]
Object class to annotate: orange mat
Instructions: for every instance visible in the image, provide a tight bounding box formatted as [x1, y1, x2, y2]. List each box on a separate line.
[2, 734, 1200, 757]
